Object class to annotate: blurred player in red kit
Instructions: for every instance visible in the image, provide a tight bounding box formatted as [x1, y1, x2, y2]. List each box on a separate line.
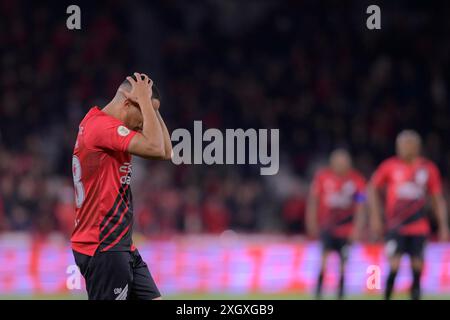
[306, 149, 366, 299]
[368, 130, 449, 300]
[71, 73, 172, 300]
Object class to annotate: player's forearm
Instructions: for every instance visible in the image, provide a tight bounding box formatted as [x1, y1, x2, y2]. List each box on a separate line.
[353, 203, 365, 237]
[306, 195, 318, 234]
[433, 195, 449, 231]
[367, 185, 382, 224]
[140, 99, 164, 156]
[155, 110, 173, 160]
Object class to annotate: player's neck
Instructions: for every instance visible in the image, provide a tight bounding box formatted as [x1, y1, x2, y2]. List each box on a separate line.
[399, 156, 418, 164]
[102, 101, 124, 122]
[332, 169, 350, 177]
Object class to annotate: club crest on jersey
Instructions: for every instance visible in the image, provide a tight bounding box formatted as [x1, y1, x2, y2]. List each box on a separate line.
[117, 125, 130, 137]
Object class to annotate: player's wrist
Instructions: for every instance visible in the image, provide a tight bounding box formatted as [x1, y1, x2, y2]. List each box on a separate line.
[136, 95, 152, 108]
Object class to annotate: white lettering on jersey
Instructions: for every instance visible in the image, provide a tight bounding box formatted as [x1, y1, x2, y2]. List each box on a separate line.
[396, 182, 425, 200]
[325, 180, 356, 209]
[119, 162, 132, 185]
[395, 167, 429, 200]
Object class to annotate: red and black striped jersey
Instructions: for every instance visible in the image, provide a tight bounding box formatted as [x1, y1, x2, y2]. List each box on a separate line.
[310, 168, 366, 237]
[71, 107, 138, 256]
[371, 156, 442, 236]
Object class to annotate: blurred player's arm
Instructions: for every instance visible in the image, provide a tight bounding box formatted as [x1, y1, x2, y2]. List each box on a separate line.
[431, 194, 448, 241]
[123, 73, 165, 159]
[368, 163, 389, 240]
[306, 192, 319, 238]
[428, 163, 449, 241]
[306, 177, 320, 238]
[367, 184, 383, 240]
[351, 178, 368, 242]
[351, 202, 365, 242]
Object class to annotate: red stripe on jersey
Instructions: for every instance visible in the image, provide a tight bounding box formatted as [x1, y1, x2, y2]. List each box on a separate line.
[99, 184, 130, 234]
[100, 224, 132, 252]
[100, 197, 130, 243]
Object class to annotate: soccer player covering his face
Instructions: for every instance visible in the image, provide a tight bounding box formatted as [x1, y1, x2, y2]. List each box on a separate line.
[306, 149, 366, 299]
[368, 130, 449, 300]
[71, 73, 172, 300]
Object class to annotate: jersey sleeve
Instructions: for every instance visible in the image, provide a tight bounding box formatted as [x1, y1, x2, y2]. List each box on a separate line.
[90, 117, 137, 153]
[427, 162, 443, 195]
[371, 160, 390, 189]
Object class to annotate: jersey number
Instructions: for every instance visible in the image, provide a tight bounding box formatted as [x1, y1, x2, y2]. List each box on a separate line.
[72, 155, 85, 208]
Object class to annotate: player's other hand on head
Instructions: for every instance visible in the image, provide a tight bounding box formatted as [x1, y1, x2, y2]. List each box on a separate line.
[120, 72, 153, 106]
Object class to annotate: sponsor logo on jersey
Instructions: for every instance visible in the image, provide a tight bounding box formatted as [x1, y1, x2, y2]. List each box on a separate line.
[119, 162, 132, 185]
[324, 180, 356, 209]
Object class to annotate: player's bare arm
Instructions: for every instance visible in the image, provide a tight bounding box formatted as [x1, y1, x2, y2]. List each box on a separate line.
[351, 202, 365, 242]
[156, 110, 173, 159]
[431, 193, 449, 241]
[122, 73, 165, 159]
[367, 183, 383, 240]
[305, 192, 319, 238]
[149, 99, 172, 160]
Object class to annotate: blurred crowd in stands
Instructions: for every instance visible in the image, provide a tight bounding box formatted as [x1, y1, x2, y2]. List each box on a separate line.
[1, 1, 449, 238]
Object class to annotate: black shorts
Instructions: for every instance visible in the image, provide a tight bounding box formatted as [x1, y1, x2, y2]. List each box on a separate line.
[73, 249, 161, 300]
[320, 233, 350, 261]
[385, 234, 426, 260]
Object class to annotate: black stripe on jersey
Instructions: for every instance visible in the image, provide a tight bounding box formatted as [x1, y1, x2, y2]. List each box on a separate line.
[335, 214, 353, 226]
[100, 201, 133, 248]
[99, 187, 131, 241]
[99, 184, 127, 231]
[400, 209, 425, 226]
[388, 199, 426, 232]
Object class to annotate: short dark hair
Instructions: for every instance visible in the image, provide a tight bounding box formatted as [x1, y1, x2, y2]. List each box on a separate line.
[121, 74, 161, 101]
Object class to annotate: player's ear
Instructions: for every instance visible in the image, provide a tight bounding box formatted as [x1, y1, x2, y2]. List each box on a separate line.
[124, 98, 138, 109]
[151, 98, 160, 110]
[121, 100, 131, 113]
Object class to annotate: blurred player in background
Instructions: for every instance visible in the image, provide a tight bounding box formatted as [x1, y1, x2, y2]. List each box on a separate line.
[71, 73, 172, 300]
[368, 130, 449, 300]
[306, 149, 366, 299]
